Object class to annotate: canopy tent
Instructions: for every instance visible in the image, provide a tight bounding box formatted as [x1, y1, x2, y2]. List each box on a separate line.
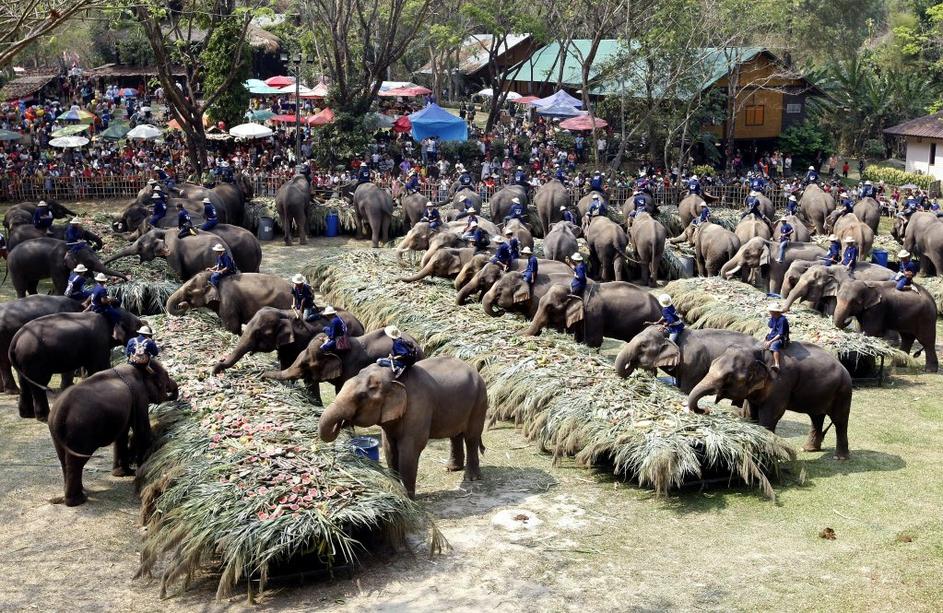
[378, 80, 418, 93]
[167, 115, 213, 130]
[51, 124, 89, 137]
[512, 95, 540, 104]
[393, 114, 411, 134]
[276, 83, 315, 96]
[309, 107, 335, 126]
[302, 82, 330, 99]
[126, 124, 163, 140]
[248, 109, 275, 121]
[408, 103, 467, 142]
[229, 122, 273, 139]
[379, 85, 432, 97]
[264, 75, 294, 87]
[98, 122, 130, 141]
[475, 88, 522, 101]
[535, 103, 583, 118]
[531, 90, 583, 108]
[559, 115, 608, 130]
[245, 79, 267, 89]
[248, 84, 283, 95]
[49, 136, 89, 148]
[0, 129, 22, 141]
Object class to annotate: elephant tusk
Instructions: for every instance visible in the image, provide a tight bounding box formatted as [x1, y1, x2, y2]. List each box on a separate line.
[725, 265, 741, 277]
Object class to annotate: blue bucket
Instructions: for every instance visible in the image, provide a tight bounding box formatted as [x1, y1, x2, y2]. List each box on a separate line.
[349, 436, 380, 462]
[871, 248, 888, 267]
[325, 211, 340, 237]
[257, 216, 275, 241]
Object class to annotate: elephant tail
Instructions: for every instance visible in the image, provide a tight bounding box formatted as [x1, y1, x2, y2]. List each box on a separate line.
[12, 365, 53, 392]
[478, 440, 486, 455]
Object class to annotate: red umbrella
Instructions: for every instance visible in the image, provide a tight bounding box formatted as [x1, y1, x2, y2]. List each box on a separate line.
[559, 115, 608, 130]
[264, 75, 295, 87]
[270, 114, 300, 124]
[512, 96, 540, 104]
[309, 107, 335, 126]
[393, 114, 412, 133]
[380, 86, 432, 97]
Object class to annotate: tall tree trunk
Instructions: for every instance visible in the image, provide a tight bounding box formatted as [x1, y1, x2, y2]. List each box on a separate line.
[725, 63, 740, 173]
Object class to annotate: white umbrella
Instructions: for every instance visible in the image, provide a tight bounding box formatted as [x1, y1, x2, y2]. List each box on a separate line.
[505, 91, 522, 101]
[276, 84, 314, 96]
[476, 88, 494, 97]
[49, 136, 89, 148]
[126, 124, 163, 140]
[229, 123, 274, 139]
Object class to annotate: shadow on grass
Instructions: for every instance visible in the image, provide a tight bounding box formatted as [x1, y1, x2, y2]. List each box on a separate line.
[419, 465, 557, 520]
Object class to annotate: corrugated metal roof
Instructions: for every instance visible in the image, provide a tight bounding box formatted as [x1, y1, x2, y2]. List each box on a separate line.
[417, 34, 531, 76]
[884, 112, 943, 139]
[510, 39, 623, 86]
[0, 73, 58, 102]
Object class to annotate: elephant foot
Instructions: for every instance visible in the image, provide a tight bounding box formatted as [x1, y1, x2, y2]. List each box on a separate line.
[924, 364, 939, 373]
[112, 467, 135, 477]
[445, 461, 464, 472]
[4, 386, 20, 395]
[463, 468, 482, 482]
[18, 407, 35, 419]
[49, 493, 87, 506]
[802, 442, 823, 452]
[35, 413, 49, 423]
[833, 451, 850, 461]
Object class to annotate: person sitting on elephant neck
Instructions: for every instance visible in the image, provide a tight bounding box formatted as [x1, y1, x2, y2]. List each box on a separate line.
[200, 197, 218, 231]
[693, 201, 710, 227]
[837, 192, 854, 218]
[900, 196, 919, 218]
[216, 160, 234, 184]
[150, 191, 167, 226]
[860, 180, 876, 199]
[821, 234, 841, 266]
[587, 195, 607, 219]
[521, 246, 538, 288]
[652, 294, 685, 344]
[786, 194, 798, 216]
[740, 191, 771, 225]
[803, 165, 819, 185]
[569, 252, 587, 297]
[66, 263, 91, 301]
[687, 174, 701, 195]
[560, 206, 577, 224]
[841, 236, 858, 276]
[459, 169, 473, 188]
[176, 203, 196, 238]
[465, 221, 490, 252]
[291, 274, 321, 321]
[207, 243, 237, 287]
[64, 217, 86, 254]
[504, 229, 520, 259]
[404, 169, 420, 194]
[157, 166, 176, 191]
[376, 325, 418, 378]
[897, 249, 919, 282]
[84, 272, 121, 332]
[589, 171, 605, 194]
[455, 195, 475, 219]
[490, 236, 514, 270]
[749, 174, 767, 194]
[555, 166, 567, 183]
[461, 209, 479, 236]
[126, 325, 159, 369]
[628, 190, 649, 219]
[32, 201, 54, 233]
[319, 306, 349, 352]
[765, 302, 789, 371]
[776, 219, 794, 263]
[356, 163, 372, 185]
[421, 203, 442, 230]
[514, 165, 528, 187]
[504, 197, 526, 224]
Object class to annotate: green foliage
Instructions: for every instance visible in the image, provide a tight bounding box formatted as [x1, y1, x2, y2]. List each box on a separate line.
[310, 111, 376, 167]
[440, 140, 483, 165]
[692, 163, 716, 178]
[202, 17, 250, 128]
[778, 121, 832, 169]
[862, 165, 935, 188]
[114, 22, 155, 67]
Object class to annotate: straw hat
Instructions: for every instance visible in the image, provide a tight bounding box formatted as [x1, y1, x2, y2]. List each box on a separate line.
[38, 200, 48, 207]
[521, 246, 532, 255]
[494, 236, 505, 243]
[844, 236, 856, 243]
[94, 272, 108, 282]
[137, 325, 153, 336]
[828, 234, 838, 241]
[749, 190, 759, 197]
[768, 302, 783, 313]
[788, 195, 797, 201]
[70, 217, 81, 224]
[384, 325, 402, 339]
[658, 294, 673, 307]
[212, 243, 226, 252]
[203, 197, 212, 204]
[898, 249, 911, 258]
[571, 252, 583, 262]
[560, 206, 567, 211]
[73, 264, 88, 273]
[151, 192, 162, 199]
[322, 306, 336, 315]
[808, 166, 815, 170]
[292, 274, 306, 284]
[511, 197, 521, 204]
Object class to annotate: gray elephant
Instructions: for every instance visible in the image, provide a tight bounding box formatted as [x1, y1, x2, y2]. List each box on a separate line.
[774, 215, 810, 243]
[105, 229, 231, 280]
[8, 223, 104, 252]
[833, 280, 938, 372]
[449, 187, 482, 215]
[10, 309, 142, 420]
[400, 247, 482, 282]
[720, 236, 824, 293]
[503, 218, 534, 250]
[676, 194, 705, 229]
[798, 184, 835, 234]
[399, 192, 429, 227]
[489, 185, 528, 222]
[523, 281, 661, 347]
[621, 192, 655, 219]
[823, 197, 880, 235]
[7, 239, 127, 297]
[455, 258, 571, 304]
[829, 213, 874, 258]
[735, 217, 772, 244]
[354, 183, 395, 248]
[319, 357, 489, 498]
[584, 216, 628, 281]
[897, 212, 943, 275]
[482, 270, 573, 318]
[615, 326, 756, 393]
[48, 360, 178, 506]
[535, 181, 570, 234]
[112, 199, 204, 234]
[166, 272, 292, 333]
[276, 175, 310, 246]
[576, 190, 607, 217]
[692, 222, 740, 277]
[687, 343, 852, 459]
[3, 201, 77, 230]
[627, 212, 666, 287]
[544, 221, 580, 263]
[782, 262, 894, 314]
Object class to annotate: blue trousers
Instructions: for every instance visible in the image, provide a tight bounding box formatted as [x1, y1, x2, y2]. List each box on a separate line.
[200, 218, 218, 231]
[209, 271, 233, 287]
[93, 306, 121, 326]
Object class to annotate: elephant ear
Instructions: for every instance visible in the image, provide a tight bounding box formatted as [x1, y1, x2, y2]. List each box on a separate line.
[655, 342, 681, 369]
[863, 284, 883, 309]
[319, 354, 343, 381]
[276, 320, 296, 346]
[759, 242, 771, 267]
[748, 358, 773, 388]
[565, 297, 585, 328]
[822, 274, 841, 298]
[512, 284, 531, 304]
[204, 284, 220, 306]
[379, 381, 408, 424]
[446, 257, 464, 276]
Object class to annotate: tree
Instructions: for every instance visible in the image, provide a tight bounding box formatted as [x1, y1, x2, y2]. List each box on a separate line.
[0, 0, 107, 69]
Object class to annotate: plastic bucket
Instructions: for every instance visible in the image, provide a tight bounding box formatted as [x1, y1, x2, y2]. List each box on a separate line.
[325, 212, 340, 237]
[349, 436, 380, 462]
[257, 216, 275, 241]
[871, 248, 888, 267]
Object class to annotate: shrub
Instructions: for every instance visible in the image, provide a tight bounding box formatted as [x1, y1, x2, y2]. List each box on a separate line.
[692, 163, 717, 178]
[441, 140, 482, 166]
[861, 165, 935, 189]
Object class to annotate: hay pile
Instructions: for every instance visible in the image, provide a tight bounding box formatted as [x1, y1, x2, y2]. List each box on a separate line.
[663, 277, 914, 365]
[137, 312, 439, 600]
[305, 249, 797, 499]
[918, 276, 943, 314]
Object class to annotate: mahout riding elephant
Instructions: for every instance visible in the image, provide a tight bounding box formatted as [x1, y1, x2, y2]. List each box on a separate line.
[782, 262, 894, 314]
[755, 193, 775, 220]
[0, 296, 83, 394]
[830, 213, 874, 258]
[627, 212, 666, 287]
[455, 258, 570, 304]
[523, 281, 661, 347]
[489, 185, 528, 222]
[897, 212, 943, 275]
[833, 280, 938, 372]
[621, 192, 655, 219]
[396, 219, 500, 263]
[615, 326, 756, 393]
[105, 228, 256, 279]
[3, 201, 77, 230]
[798, 184, 835, 234]
[720, 236, 824, 293]
[534, 181, 570, 234]
[8, 239, 127, 297]
[212, 306, 365, 377]
[687, 342, 852, 459]
[584, 216, 628, 281]
[275, 174, 310, 246]
[544, 221, 580, 263]
[774, 215, 810, 243]
[10, 309, 142, 421]
[691, 221, 740, 277]
[8, 223, 104, 251]
[823, 197, 879, 235]
[676, 194, 705, 229]
[166, 272, 292, 334]
[319, 356, 488, 498]
[447, 187, 482, 217]
[735, 217, 772, 244]
[400, 247, 482, 282]
[576, 190, 607, 217]
[503, 218, 534, 250]
[112, 199, 204, 234]
[208, 173, 254, 227]
[48, 360, 178, 506]
[353, 183, 395, 248]
[454, 254, 495, 292]
[263, 329, 425, 392]
[481, 271, 572, 318]
[399, 192, 429, 227]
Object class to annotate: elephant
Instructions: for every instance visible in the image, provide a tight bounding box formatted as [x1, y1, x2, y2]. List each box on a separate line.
[8, 224, 104, 252]
[833, 280, 938, 372]
[831, 213, 874, 259]
[399, 192, 429, 227]
[621, 192, 656, 219]
[735, 217, 772, 244]
[166, 272, 292, 333]
[824, 198, 880, 235]
[687, 342, 852, 459]
[615, 326, 756, 393]
[455, 258, 571, 304]
[0, 296, 84, 394]
[534, 181, 570, 234]
[482, 270, 573, 318]
[10, 309, 142, 421]
[105, 229, 243, 280]
[396, 219, 500, 263]
[206, 173, 254, 227]
[576, 190, 608, 217]
[7, 239, 128, 297]
[503, 218, 534, 250]
[354, 183, 395, 248]
[262, 329, 425, 393]
[319, 357, 489, 498]
[449, 187, 482, 216]
[488, 185, 528, 223]
[112, 199, 205, 234]
[48, 360, 178, 506]
[584, 216, 628, 281]
[523, 281, 661, 348]
[212, 306, 365, 379]
[400, 247, 482, 282]
[3, 201, 77, 230]
[203, 224, 262, 273]
[692, 222, 740, 277]
[782, 262, 894, 314]
[627, 212, 666, 287]
[897, 212, 943, 275]
[755, 193, 775, 220]
[275, 175, 310, 246]
[720, 236, 824, 294]
[676, 194, 705, 229]
[544, 221, 580, 263]
[798, 184, 835, 234]
[774, 215, 810, 243]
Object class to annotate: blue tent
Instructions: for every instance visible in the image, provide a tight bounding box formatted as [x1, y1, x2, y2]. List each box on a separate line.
[531, 89, 583, 109]
[408, 103, 467, 142]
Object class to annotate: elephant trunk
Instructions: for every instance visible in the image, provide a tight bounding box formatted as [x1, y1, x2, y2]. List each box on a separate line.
[212, 336, 254, 375]
[614, 346, 636, 379]
[165, 290, 188, 316]
[522, 308, 549, 337]
[832, 300, 853, 329]
[400, 261, 437, 283]
[318, 401, 354, 443]
[482, 290, 504, 317]
[104, 244, 139, 264]
[96, 264, 129, 282]
[686, 378, 717, 414]
[720, 257, 741, 279]
[455, 281, 477, 305]
[262, 350, 307, 381]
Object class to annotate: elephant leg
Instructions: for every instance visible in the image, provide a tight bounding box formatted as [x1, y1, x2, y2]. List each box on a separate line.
[899, 332, 915, 354]
[17, 380, 35, 418]
[382, 434, 400, 475]
[304, 377, 323, 406]
[0, 356, 19, 394]
[32, 378, 51, 422]
[463, 432, 482, 482]
[803, 413, 826, 452]
[381, 215, 391, 246]
[112, 430, 134, 477]
[832, 410, 850, 460]
[370, 217, 381, 248]
[446, 435, 465, 472]
[395, 438, 421, 498]
[297, 212, 307, 245]
[613, 256, 627, 282]
[917, 331, 939, 373]
[63, 453, 90, 506]
[60, 370, 75, 389]
[282, 214, 293, 246]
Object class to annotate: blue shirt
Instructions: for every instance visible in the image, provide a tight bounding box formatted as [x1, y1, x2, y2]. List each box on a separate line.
[33, 208, 53, 229]
[555, 169, 566, 181]
[750, 178, 766, 192]
[357, 166, 371, 182]
[805, 170, 819, 183]
[522, 255, 538, 282]
[472, 227, 489, 249]
[562, 210, 576, 223]
[203, 202, 217, 220]
[89, 283, 109, 309]
[216, 253, 235, 273]
[745, 196, 760, 211]
[459, 172, 472, 186]
[688, 179, 701, 194]
[292, 283, 314, 310]
[490, 242, 513, 267]
[126, 335, 159, 358]
[662, 305, 684, 331]
[405, 175, 419, 191]
[698, 206, 710, 222]
[825, 241, 841, 263]
[633, 194, 648, 210]
[571, 262, 587, 293]
[152, 199, 167, 218]
[590, 175, 603, 191]
[899, 259, 919, 275]
[64, 224, 82, 243]
[589, 200, 606, 216]
[424, 208, 441, 225]
[508, 203, 525, 219]
[861, 185, 876, 198]
[841, 198, 854, 212]
[514, 170, 526, 184]
[65, 273, 86, 297]
[178, 209, 192, 228]
[323, 315, 347, 340]
[842, 245, 858, 265]
[390, 337, 416, 365]
[766, 315, 789, 341]
[779, 223, 793, 242]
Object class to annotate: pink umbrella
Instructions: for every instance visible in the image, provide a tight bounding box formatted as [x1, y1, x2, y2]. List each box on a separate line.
[379, 86, 432, 97]
[559, 115, 608, 131]
[309, 107, 335, 126]
[512, 96, 540, 104]
[264, 75, 295, 87]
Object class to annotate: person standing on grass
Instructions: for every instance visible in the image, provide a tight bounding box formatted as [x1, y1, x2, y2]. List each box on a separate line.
[842, 160, 849, 178]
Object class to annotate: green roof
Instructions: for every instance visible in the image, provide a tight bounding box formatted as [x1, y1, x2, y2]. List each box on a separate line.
[511, 39, 625, 87]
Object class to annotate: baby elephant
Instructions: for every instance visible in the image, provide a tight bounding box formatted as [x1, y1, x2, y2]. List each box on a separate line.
[48, 360, 179, 506]
[319, 356, 488, 498]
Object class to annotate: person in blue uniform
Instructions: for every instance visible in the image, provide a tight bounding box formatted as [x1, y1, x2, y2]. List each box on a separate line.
[895, 249, 919, 292]
[860, 180, 876, 199]
[404, 170, 420, 194]
[822, 234, 841, 266]
[505, 197, 525, 223]
[803, 165, 819, 185]
[32, 201, 53, 232]
[841, 236, 858, 275]
[125, 325, 159, 367]
[694, 201, 710, 226]
[65, 263, 91, 301]
[490, 236, 514, 270]
[318, 306, 348, 352]
[514, 166, 527, 186]
[569, 252, 587, 296]
[157, 167, 176, 191]
[587, 194, 606, 218]
[653, 294, 684, 344]
[84, 272, 121, 327]
[589, 171, 604, 193]
[776, 219, 794, 263]
[520, 246, 537, 287]
[786, 194, 798, 216]
[750, 174, 766, 194]
[555, 166, 566, 183]
[561, 206, 576, 224]
[687, 174, 701, 195]
[376, 326, 418, 378]
[291, 273, 320, 321]
[150, 191, 167, 226]
[356, 163, 371, 184]
[206, 243, 237, 287]
[64, 217, 86, 253]
[200, 197, 218, 231]
[461, 208, 479, 235]
[468, 222, 491, 252]
[837, 192, 854, 218]
[421, 203, 442, 230]
[458, 169, 472, 187]
[455, 195, 476, 219]
[900, 196, 919, 217]
[177, 203, 195, 238]
[765, 302, 789, 371]
[628, 191, 649, 219]
[740, 191, 770, 224]
[217, 161, 234, 183]
[504, 229, 520, 259]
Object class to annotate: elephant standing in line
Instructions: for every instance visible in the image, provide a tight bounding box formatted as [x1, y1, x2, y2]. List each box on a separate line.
[8, 224, 104, 252]
[400, 247, 482, 282]
[449, 187, 482, 214]
[0, 296, 83, 394]
[826, 197, 879, 235]
[489, 185, 528, 222]
[774, 215, 810, 243]
[166, 272, 292, 334]
[830, 213, 874, 259]
[8, 239, 128, 297]
[523, 281, 661, 347]
[354, 183, 395, 248]
[396, 219, 500, 264]
[455, 258, 571, 305]
[897, 212, 943, 275]
[798, 184, 835, 234]
[48, 360, 178, 506]
[112, 200, 204, 234]
[482, 271, 573, 318]
[687, 343, 853, 459]
[203, 224, 262, 273]
[3, 201, 76, 230]
[319, 357, 489, 498]
[104, 229, 232, 280]
[584, 216, 628, 281]
[720, 236, 824, 294]
[676, 194, 705, 229]
[627, 212, 666, 287]
[735, 217, 772, 244]
[621, 192, 655, 220]
[399, 192, 429, 227]
[544, 221, 580, 263]
[503, 218, 534, 250]
[535, 181, 570, 234]
[615, 326, 756, 393]
[275, 175, 310, 246]
[692, 222, 740, 277]
[782, 262, 894, 314]
[10, 309, 142, 421]
[833, 280, 938, 372]
[576, 190, 608, 218]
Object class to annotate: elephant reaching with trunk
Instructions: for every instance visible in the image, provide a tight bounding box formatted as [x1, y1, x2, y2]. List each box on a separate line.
[319, 357, 489, 498]
[720, 236, 824, 294]
[8, 223, 104, 252]
[482, 270, 572, 319]
[166, 272, 292, 333]
[400, 247, 482, 282]
[455, 258, 570, 304]
[4, 201, 77, 230]
[781, 262, 894, 314]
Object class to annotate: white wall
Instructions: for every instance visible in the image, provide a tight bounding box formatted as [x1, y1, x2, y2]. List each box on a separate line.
[905, 138, 943, 180]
